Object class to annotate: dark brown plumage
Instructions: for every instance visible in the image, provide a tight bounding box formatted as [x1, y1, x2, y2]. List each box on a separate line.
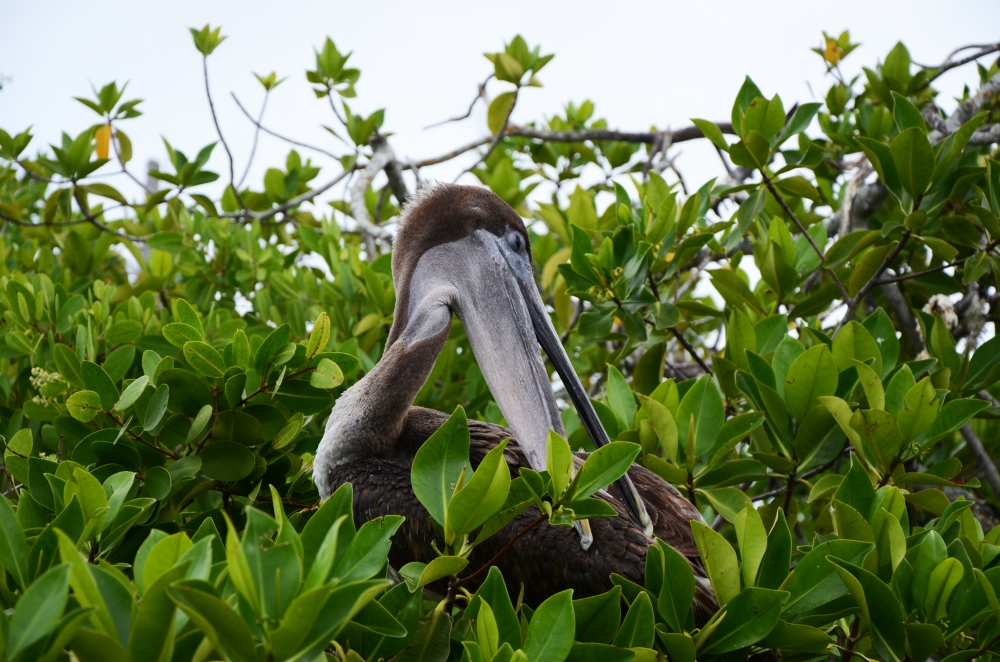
[324, 408, 716, 617]
[315, 183, 716, 620]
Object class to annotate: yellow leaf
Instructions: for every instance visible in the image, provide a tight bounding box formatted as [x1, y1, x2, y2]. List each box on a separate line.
[95, 124, 111, 159]
[824, 39, 843, 65]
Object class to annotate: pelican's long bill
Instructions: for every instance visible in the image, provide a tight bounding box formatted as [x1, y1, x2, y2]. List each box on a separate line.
[495, 232, 655, 538]
[412, 226, 653, 541]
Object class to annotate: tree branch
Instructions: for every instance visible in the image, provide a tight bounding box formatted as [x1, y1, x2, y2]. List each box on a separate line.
[962, 423, 1000, 499]
[928, 71, 1000, 143]
[237, 91, 270, 188]
[506, 122, 735, 144]
[219, 165, 356, 221]
[232, 93, 341, 160]
[349, 145, 395, 258]
[201, 57, 244, 210]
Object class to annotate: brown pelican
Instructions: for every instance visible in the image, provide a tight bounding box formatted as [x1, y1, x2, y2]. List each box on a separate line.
[314, 184, 713, 613]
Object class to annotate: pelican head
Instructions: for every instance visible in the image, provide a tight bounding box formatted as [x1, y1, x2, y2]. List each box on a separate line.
[315, 183, 653, 541]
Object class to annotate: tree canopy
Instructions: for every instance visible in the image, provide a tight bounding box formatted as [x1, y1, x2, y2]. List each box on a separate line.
[0, 25, 1000, 662]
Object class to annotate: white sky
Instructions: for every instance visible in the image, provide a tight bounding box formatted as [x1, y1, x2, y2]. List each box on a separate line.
[3, 0, 998, 207]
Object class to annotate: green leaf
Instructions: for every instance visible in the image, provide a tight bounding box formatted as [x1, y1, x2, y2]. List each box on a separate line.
[55, 529, 117, 638]
[575, 442, 641, 501]
[702, 588, 788, 654]
[924, 557, 964, 622]
[488, 92, 516, 135]
[613, 590, 654, 649]
[447, 440, 511, 535]
[890, 92, 927, 134]
[410, 406, 470, 526]
[182, 341, 225, 379]
[639, 395, 678, 462]
[784, 345, 839, 420]
[332, 515, 404, 585]
[115, 375, 149, 411]
[143, 384, 170, 431]
[166, 581, 257, 662]
[833, 321, 883, 377]
[851, 409, 902, 473]
[67, 391, 103, 422]
[307, 311, 332, 359]
[523, 590, 575, 662]
[709, 269, 766, 316]
[104, 319, 142, 345]
[199, 441, 255, 481]
[891, 127, 935, 198]
[605, 364, 635, 432]
[677, 375, 724, 457]
[309, 357, 344, 389]
[692, 520, 740, 606]
[253, 323, 291, 375]
[851, 360, 885, 411]
[657, 539, 696, 633]
[6, 564, 70, 659]
[849, 243, 894, 298]
[163, 322, 205, 347]
[270, 580, 388, 662]
[692, 119, 730, 151]
[573, 586, 621, 645]
[828, 558, 906, 662]
[921, 398, 990, 447]
[782, 539, 875, 616]
[735, 503, 767, 588]
[415, 556, 469, 590]
[0, 495, 28, 589]
[82, 361, 119, 410]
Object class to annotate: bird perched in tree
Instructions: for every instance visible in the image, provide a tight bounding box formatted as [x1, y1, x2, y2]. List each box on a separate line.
[314, 183, 714, 618]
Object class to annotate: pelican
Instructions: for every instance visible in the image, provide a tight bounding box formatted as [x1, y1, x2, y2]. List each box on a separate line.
[314, 183, 713, 614]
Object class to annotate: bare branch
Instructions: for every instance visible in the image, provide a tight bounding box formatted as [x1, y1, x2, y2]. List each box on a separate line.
[370, 133, 410, 206]
[962, 423, 1000, 499]
[201, 57, 243, 210]
[219, 165, 356, 221]
[761, 171, 850, 300]
[456, 89, 519, 181]
[928, 71, 1000, 142]
[238, 91, 270, 188]
[917, 42, 1000, 88]
[838, 231, 912, 332]
[424, 73, 493, 129]
[404, 137, 493, 169]
[506, 122, 735, 145]
[349, 145, 395, 259]
[880, 282, 925, 352]
[232, 93, 341, 160]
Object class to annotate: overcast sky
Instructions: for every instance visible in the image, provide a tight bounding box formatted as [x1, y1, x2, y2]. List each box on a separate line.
[3, 0, 998, 207]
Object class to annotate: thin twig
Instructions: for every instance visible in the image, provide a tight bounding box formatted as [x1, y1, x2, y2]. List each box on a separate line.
[962, 423, 1000, 498]
[424, 74, 493, 129]
[455, 513, 546, 587]
[670, 327, 712, 375]
[219, 165, 356, 221]
[237, 91, 270, 188]
[917, 42, 1000, 89]
[837, 231, 912, 333]
[761, 171, 849, 300]
[201, 57, 244, 210]
[456, 89, 519, 181]
[232, 93, 341, 160]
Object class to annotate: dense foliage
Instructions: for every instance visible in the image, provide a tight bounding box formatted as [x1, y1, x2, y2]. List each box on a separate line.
[1, 24, 1000, 662]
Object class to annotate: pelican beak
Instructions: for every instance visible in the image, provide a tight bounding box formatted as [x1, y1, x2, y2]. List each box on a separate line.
[494, 234, 655, 538]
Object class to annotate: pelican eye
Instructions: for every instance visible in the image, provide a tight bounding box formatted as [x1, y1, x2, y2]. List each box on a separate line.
[506, 231, 525, 253]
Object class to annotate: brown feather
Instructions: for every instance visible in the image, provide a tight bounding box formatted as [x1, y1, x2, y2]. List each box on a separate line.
[323, 406, 717, 622]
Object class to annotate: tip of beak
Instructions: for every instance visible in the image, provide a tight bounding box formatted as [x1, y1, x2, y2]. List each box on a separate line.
[575, 519, 594, 551]
[634, 494, 654, 538]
